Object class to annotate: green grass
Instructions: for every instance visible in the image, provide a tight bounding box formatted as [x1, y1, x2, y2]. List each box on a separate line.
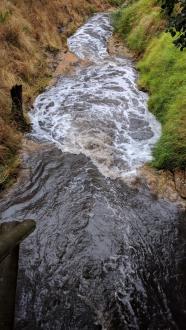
[0, 10, 10, 24]
[113, 0, 186, 170]
[113, 0, 165, 54]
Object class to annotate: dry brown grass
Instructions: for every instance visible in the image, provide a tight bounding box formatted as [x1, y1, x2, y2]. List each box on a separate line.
[0, 0, 112, 189]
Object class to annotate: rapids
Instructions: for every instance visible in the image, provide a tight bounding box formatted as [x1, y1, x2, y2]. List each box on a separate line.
[0, 13, 186, 330]
[30, 13, 161, 179]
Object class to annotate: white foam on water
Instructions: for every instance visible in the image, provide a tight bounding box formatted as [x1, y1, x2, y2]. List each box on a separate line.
[30, 13, 161, 180]
[67, 13, 113, 61]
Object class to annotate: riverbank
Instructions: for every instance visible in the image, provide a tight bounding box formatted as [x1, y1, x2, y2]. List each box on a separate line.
[0, 0, 114, 191]
[112, 0, 186, 171]
[108, 35, 186, 209]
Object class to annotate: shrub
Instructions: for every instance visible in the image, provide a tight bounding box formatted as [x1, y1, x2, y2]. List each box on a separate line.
[161, 0, 186, 50]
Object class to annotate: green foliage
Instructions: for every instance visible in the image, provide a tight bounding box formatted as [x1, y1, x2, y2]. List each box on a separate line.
[113, 0, 186, 169]
[161, 0, 186, 50]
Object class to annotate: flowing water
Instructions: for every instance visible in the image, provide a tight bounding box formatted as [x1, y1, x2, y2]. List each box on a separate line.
[30, 13, 161, 179]
[0, 13, 186, 330]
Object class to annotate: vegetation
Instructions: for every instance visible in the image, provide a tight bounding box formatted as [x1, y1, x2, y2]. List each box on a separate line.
[107, 0, 125, 6]
[113, 0, 186, 170]
[0, 0, 113, 190]
[161, 0, 186, 50]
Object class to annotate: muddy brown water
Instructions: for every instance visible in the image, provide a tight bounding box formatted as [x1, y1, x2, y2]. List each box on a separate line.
[0, 13, 186, 330]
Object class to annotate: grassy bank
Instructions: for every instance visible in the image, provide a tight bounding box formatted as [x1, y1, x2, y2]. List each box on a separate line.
[0, 0, 113, 190]
[113, 0, 186, 170]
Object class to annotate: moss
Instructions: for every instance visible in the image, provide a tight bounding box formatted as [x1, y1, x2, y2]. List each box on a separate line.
[113, 0, 186, 170]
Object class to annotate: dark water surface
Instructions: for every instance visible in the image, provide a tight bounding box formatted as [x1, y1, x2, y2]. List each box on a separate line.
[0, 146, 186, 329]
[0, 13, 186, 330]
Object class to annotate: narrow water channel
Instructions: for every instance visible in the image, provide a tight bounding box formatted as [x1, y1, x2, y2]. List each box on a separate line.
[0, 13, 186, 330]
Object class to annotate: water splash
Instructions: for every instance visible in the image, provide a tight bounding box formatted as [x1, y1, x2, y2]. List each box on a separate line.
[68, 13, 113, 61]
[30, 13, 161, 179]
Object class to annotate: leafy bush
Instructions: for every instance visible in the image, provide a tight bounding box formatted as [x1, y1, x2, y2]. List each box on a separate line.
[161, 0, 186, 50]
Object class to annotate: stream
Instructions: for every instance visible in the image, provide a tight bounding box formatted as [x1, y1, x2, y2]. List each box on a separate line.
[0, 13, 186, 330]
